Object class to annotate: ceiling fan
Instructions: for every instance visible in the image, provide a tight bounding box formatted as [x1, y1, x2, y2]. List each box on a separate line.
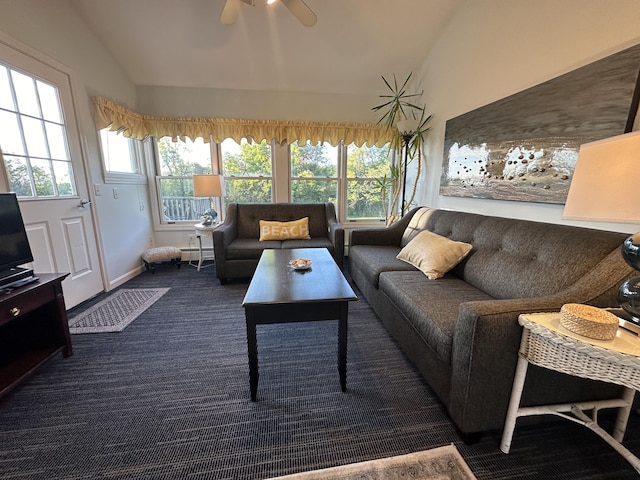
[220, 0, 317, 27]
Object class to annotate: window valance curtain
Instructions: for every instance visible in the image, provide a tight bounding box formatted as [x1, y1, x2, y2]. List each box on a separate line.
[92, 96, 393, 147]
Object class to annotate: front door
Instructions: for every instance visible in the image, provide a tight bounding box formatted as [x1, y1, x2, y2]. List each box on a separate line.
[0, 35, 103, 308]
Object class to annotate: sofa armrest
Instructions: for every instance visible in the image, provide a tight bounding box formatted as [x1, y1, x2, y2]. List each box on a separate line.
[325, 203, 344, 269]
[448, 251, 633, 433]
[213, 204, 239, 280]
[349, 207, 423, 247]
[448, 295, 574, 433]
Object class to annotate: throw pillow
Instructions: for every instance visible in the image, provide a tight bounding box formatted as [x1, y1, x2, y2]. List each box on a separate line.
[259, 217, 311, 241]
[396, 230, 472, 279]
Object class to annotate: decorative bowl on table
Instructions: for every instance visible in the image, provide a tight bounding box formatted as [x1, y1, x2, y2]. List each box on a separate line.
[289, 258, 312, 270]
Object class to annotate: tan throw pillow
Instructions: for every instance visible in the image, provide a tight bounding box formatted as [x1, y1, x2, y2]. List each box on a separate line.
[259, 217, 311, 241]
[396, 230, 472, 279]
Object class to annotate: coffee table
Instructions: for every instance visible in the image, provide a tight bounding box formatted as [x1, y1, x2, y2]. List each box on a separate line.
[242, 248, 357, 401]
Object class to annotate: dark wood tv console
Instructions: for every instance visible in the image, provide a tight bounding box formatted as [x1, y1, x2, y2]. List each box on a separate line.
[0, 273, 72, 399]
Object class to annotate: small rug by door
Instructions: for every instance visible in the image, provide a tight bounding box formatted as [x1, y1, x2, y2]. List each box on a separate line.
[267, 444, 476, 480]
[68, 288, 169, 334]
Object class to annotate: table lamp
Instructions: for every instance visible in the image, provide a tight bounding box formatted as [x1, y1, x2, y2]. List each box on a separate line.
[193, 174, 223, 226]
[563, 130, 640, 321]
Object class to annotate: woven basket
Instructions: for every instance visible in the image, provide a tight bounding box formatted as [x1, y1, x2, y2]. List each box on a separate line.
[560, 303, 619, 340]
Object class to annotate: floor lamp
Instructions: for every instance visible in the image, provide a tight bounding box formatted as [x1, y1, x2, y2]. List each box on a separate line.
[193, 174, 223, 226]
[397, 119, 420, 217]
[562, 130, 640, 321]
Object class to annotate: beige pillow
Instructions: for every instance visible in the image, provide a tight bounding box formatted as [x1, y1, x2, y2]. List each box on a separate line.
[259, 217, 311, 241]
[396, 230, 472, 279]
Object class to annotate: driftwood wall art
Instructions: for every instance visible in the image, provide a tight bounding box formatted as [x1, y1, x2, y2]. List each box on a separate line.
[440, 43, 640, 204]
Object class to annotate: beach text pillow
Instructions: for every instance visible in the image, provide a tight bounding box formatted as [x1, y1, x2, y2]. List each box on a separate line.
[259, 217, 311, 241]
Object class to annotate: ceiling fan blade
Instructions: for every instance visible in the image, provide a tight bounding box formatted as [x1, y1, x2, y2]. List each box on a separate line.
[281, 0, 317, 27]
[220, 0, 241, 25]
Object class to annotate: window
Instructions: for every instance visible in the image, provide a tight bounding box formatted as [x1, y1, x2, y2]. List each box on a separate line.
[345, 143, 391, 220]
[155, 137, 214, 223]
[220, 138, 272, 204]
[289, 141, 390, 222]
[290, 141, 338, 204]
[0, 64, 75, 197]
[98, 129, 144, 183]
[151, 135, 388, 227]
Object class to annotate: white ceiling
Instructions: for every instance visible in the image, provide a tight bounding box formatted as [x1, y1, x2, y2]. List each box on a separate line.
[70, 0, 461, 96]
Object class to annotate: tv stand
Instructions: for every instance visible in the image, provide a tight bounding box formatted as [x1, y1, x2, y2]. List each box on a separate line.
[0, 273, 71, 399]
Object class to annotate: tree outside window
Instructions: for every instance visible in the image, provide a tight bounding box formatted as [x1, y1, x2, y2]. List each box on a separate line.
[290, 141, 338, 204]
[220, 138, 272, 204]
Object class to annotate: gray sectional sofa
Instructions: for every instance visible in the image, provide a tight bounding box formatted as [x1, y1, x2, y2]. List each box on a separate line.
[213, 202, 344, 284]
[348, 207, 634, 439]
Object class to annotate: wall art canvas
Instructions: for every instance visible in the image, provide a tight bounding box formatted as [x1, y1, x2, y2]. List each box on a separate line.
[440, 43, 640, 204]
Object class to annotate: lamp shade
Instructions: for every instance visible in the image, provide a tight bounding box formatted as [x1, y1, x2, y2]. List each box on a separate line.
[397, 118, 420, 136]
[562, 131, 640, 224]
[193, 175, 223, 198]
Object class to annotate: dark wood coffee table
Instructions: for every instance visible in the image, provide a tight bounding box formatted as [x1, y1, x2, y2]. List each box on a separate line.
[242, 248, 357, 401]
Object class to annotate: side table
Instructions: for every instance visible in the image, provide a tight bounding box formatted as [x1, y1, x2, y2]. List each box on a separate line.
[500, 312, 640, 473]
[193, 222, 218, 271]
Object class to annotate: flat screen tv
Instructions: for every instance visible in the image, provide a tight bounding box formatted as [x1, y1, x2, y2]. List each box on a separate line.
[0, 193, 34, 288]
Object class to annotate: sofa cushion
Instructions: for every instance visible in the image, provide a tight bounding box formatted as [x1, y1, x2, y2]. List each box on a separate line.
[283, 237, 334, 251]
[259, 217, 310, 241]
[397, 230, 472, 280]
[400, 207, 434, 247]
[235, 203, 330, 238]
[226, 238, 281, 260]
[348, 245, 417, 288]
[423, 210, 629, 299]
[379, 270, 493, 363]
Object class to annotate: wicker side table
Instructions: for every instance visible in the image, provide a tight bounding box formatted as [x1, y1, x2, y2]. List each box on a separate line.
[500, 312, 640, 473]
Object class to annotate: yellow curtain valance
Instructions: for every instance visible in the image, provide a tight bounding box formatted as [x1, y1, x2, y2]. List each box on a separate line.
[92, 96, 393, 147]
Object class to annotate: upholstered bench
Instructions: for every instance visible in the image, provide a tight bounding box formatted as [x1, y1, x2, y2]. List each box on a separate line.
[141, 246, 182, 273]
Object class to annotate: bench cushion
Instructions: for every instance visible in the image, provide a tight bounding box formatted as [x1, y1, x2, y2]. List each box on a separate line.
[141, 246, 182, 263]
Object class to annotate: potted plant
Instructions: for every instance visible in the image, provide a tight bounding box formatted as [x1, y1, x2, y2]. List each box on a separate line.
[372, 73, 431, 224]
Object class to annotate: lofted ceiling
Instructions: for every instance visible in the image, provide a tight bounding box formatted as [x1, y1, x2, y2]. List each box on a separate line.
[70, 0, 461, 96]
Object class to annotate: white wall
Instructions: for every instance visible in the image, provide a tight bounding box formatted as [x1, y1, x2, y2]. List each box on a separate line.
[137, 85, 379, 124]
[417, 0, 640, 234]
[0, 0, 151, 288]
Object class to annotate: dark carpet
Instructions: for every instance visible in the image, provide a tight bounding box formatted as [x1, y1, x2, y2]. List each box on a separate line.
[1, 264, 640, 479]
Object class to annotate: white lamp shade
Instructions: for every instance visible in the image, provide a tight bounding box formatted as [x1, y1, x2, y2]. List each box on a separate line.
[563, 130, 640, 224]
[193, 175, 223, 197]
[397, 118, 420, 135]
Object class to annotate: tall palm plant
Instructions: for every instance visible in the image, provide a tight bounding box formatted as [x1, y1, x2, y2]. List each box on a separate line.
[372, 73, 431, 224]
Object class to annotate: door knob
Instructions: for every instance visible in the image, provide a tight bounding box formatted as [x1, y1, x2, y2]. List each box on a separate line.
[78, 199, 92, 208]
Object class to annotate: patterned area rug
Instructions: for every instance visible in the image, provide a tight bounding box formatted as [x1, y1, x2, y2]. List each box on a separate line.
[68, 288, 170, 334]
[268, 444, 476, 480]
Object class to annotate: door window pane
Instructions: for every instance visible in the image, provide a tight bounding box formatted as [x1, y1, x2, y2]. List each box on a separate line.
[37, 80, 62, 123]
[11, 69, 40, 117]
[21, 116, 48, 158]
[0, 110, 25, 155]
[52, 160, 74, 196]
[31, 158, 55, 196]
[0, 63, 76, 197]
[4, 156, 34, 196]
[45, 122, 68, 160]
[0, 66, 14, 110]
